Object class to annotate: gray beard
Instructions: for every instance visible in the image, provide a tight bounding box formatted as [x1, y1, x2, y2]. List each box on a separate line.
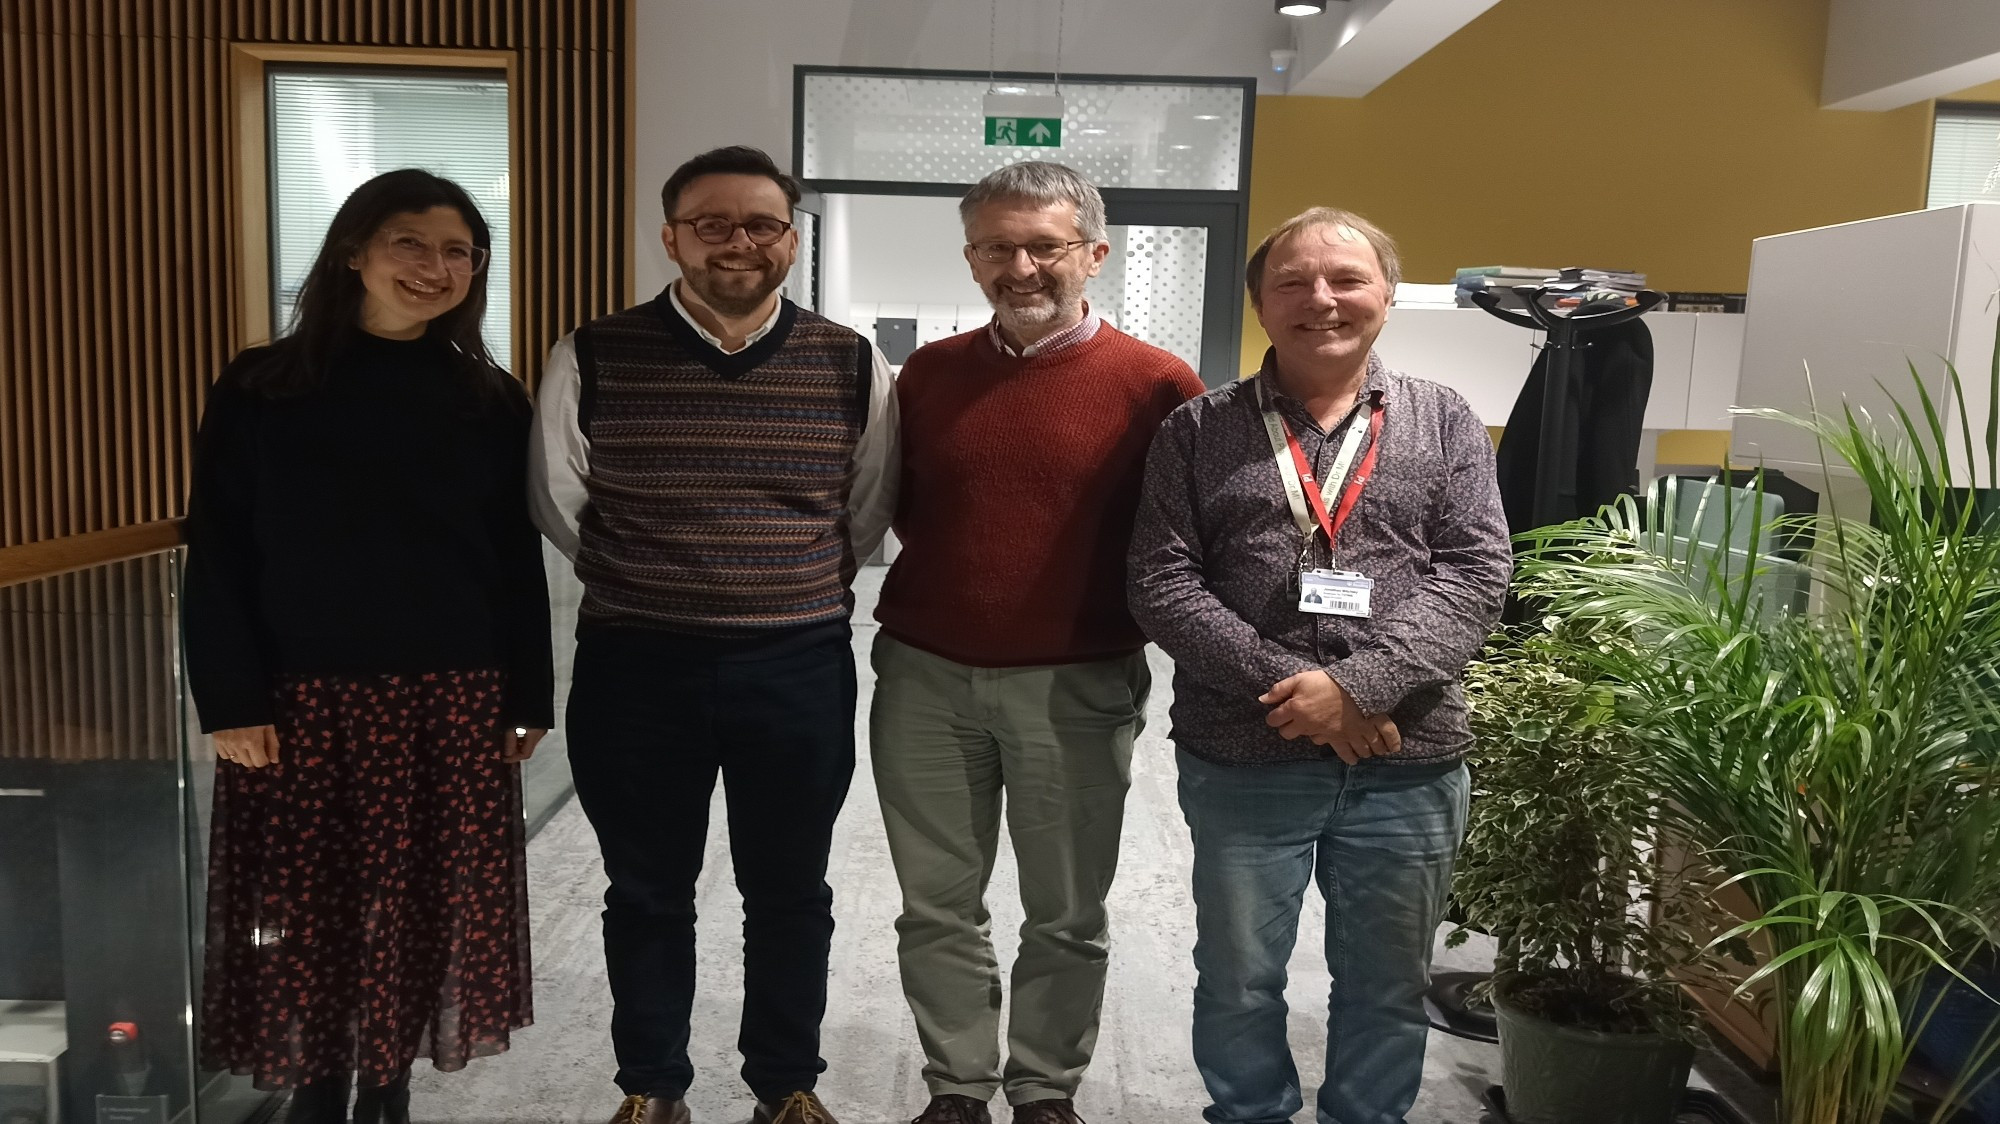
[986, 273, 1087, 337]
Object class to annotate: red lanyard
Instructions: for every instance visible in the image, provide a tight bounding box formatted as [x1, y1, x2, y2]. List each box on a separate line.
[1282, 399, 1384, 554]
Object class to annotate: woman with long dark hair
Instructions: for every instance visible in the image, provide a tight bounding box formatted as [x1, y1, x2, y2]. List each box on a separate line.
[182, 168, 553, 1124]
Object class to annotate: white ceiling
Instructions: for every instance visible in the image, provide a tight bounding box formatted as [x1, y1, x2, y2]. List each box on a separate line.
[1822, 0, 2000, 110]
[793, 0, 1497, 98]
[1283, 0, 1500, 98]
[815, 0, 1296, 92]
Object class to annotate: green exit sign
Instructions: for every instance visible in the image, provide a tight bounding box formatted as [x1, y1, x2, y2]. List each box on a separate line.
[985, 116, 1062, 147]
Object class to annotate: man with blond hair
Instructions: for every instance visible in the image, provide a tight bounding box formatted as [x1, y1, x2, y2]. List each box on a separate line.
[1129, 208, 1510, 1124]
[872, 161, 1204, 1124]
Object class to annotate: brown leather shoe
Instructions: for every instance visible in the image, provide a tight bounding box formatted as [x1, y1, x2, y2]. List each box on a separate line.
[754, 1091, 839, 1124]
[1010, 1100, 1084, 1124]
[912, 1094, 993, 1124]
[608, 1094, 691, 1124]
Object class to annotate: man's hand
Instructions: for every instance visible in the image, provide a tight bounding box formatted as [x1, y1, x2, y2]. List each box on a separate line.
[213, 724, 280, 769]
[1259, 671, 1402, 765]
[502, 727, 547, 764]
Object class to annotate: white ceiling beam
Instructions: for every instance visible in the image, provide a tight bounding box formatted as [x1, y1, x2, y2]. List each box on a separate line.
[1284, 0, 1500, 99]
[1822, 0, 2000, 110]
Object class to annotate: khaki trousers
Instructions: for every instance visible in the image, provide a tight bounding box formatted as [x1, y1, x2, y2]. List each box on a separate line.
[869, 634, 1150, 1105]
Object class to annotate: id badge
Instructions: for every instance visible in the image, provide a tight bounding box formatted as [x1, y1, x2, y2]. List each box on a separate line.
[1298, 568, 1374, 618]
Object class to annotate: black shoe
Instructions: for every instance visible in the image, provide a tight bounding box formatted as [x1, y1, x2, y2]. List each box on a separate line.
[285, 1076, 353, 1124]
[353, 1071, 411, 1124]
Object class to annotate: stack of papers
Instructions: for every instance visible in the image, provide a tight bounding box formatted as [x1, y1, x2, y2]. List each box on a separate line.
[1555, 267, 1647, 293]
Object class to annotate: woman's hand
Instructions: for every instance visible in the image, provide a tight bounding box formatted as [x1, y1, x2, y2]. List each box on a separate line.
[213, 725, 280, 769]
[502, 727, 547, 764]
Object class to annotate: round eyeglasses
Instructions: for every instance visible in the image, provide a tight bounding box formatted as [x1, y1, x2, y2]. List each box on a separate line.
[672, 216, 795, 246]
[967, 239, 1091, 265]
[380, 232, 489, 275]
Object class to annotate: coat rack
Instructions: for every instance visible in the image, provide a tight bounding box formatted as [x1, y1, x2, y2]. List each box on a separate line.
[1471, 284, 1665, 530]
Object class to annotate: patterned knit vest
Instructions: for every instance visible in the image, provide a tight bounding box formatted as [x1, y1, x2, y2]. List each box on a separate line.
[571, 293, 870, 635]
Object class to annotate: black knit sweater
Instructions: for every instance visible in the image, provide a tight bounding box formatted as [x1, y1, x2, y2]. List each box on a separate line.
[181, 330, 555, 732]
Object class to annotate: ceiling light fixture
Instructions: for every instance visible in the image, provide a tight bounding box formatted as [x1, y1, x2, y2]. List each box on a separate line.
[1277, 0, 1325, 15]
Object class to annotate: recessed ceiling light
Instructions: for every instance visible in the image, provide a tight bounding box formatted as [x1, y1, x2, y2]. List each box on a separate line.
[1193, 114, 1221, 121]
[1277, 0, 1325, 14]
[1170, 144, 1192, 150]
[1078, 127, 1108, 135]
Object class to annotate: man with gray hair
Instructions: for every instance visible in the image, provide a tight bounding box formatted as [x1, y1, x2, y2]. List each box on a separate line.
[870, 161, 1204, 1124]
[1130, 207, 1510, 1124]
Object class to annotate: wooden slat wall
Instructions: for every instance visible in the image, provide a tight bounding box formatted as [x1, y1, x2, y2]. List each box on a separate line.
[0, 0, 631, 551]
[0, 554, 179, 762]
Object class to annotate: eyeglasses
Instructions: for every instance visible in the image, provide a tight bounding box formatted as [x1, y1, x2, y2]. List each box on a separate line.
[967, 239, 1091, 265]
[672, 216, 795, 246]
[380, 232, 489, 275]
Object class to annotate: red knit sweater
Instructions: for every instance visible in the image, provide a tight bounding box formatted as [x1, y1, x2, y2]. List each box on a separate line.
[875, 323, 1205, 666]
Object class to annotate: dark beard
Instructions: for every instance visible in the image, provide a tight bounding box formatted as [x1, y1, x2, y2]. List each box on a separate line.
[684, 259, 782, 318]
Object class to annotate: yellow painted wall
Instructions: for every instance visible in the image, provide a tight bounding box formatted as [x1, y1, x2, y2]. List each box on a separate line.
[1240, 0, 1940, 372]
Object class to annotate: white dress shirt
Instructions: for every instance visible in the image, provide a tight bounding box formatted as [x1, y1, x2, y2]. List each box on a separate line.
[527, 283, 900, 567]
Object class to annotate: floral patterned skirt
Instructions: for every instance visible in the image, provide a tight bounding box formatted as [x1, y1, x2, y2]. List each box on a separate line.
[200, 669, 532, 1087]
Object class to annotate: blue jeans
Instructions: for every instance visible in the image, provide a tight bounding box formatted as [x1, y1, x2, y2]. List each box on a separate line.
[1177, 749, 1469, 1124]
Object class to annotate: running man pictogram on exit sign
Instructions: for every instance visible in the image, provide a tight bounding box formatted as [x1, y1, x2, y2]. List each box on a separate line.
[985, 116, 1062, 147]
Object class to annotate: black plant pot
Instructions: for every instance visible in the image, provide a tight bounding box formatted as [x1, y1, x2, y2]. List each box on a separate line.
[1494, 983, 1695, 1124]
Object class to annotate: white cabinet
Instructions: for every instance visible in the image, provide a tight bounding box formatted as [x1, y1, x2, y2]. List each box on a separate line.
[1371, 308, 1537, 424]
[1373, 306, 1742, 430]
[1688, 313, 1746, 432]
[1645, 313, 1697, 431]
[1734, 203, 2000, 488]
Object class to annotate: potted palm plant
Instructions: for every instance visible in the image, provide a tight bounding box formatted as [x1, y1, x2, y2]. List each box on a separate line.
[1512, 358, 2000, 1124]
[1453, 624, 1715, 1124]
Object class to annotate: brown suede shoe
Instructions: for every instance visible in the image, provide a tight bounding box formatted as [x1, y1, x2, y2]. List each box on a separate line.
[754, 1091, 839, 1124]
[912, 1094, 993, 1124]
[607, 1094, 691, 1124]
[1010, 1100, 1084, 1124]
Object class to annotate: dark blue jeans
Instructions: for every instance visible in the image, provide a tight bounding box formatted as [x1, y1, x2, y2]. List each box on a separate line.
[566, 624, 857, 1103]
[1177, 749, 1468, 1124]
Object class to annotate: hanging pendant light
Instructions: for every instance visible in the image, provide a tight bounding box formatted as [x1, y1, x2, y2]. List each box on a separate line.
[1277, 0, 1326, 15]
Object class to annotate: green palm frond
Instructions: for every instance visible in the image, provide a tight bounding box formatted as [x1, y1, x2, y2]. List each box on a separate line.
[1510, 340, 2000, 1124]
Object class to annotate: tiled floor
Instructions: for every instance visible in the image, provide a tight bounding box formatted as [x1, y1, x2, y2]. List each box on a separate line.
[406, 564, 1769, 1124]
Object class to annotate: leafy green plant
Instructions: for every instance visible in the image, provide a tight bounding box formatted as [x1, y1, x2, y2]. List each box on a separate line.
[1451, 623, 1713, 1040]
[1510, 349, 2000, 1124]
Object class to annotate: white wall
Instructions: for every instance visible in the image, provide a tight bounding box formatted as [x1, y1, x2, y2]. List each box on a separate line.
[842, 194, 986, 313]
[633, 0, 1294, 296]
[1822, 0, 2000, 110]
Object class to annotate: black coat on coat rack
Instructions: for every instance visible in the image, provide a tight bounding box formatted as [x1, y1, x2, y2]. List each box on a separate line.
[1493, 309, 1654, 536]
[1474, 287, 1664, 536]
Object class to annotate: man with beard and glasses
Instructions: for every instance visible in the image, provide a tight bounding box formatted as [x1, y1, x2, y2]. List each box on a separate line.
[529, 145, 897, 1124]
[869, 161, 1204, 1124]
